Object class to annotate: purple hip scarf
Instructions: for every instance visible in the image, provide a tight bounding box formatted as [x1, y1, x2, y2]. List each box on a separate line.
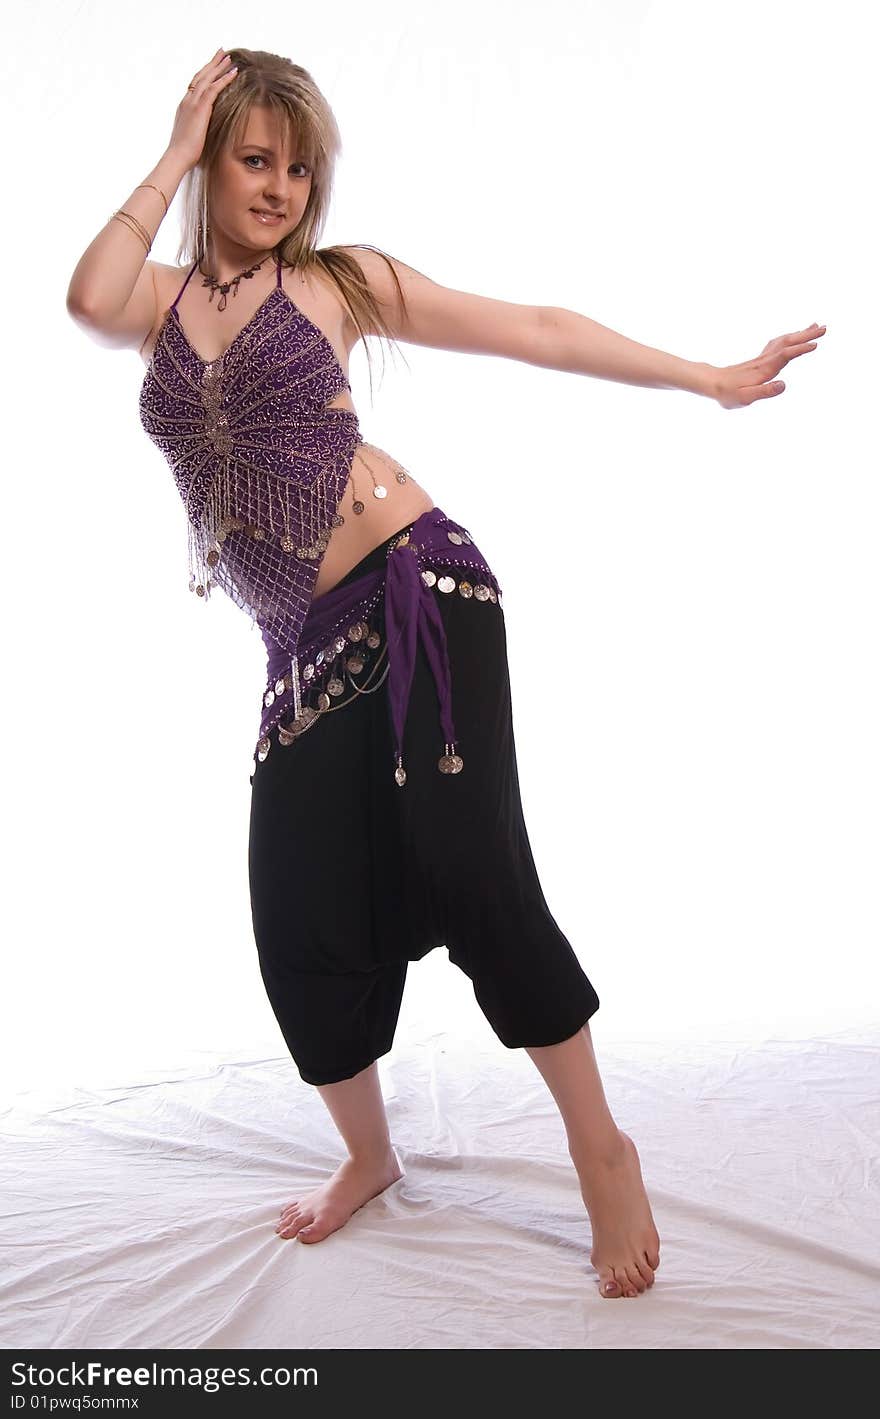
[255, 506, 503, 783]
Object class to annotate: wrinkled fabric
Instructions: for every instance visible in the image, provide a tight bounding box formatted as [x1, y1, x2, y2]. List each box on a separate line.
[3, 1027, 878, 1348]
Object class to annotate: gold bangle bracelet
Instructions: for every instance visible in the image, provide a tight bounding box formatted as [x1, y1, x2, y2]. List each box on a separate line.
[111, 210, 151, 253]
[135, 182, 169, 214]
[112, 211, 150, 251]
[118, 208, 153, 245]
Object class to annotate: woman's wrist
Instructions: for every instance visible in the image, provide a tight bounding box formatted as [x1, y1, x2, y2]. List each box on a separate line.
[149, 147, 196, 196]
[687, 362, 719, 399]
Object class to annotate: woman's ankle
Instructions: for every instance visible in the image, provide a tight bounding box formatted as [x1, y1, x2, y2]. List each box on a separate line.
[346, 1140, 399, 1168]
[567, 1122, 626, 1169]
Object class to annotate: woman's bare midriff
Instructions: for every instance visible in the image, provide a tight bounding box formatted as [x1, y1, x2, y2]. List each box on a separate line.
[141, 258, 435, 600]
[312, 440, 434, 597]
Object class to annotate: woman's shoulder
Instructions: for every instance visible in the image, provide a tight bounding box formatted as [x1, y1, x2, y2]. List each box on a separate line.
[317, 245, 421, 337]
[152, 260, 194, 303]
[320, 244, 416, 297]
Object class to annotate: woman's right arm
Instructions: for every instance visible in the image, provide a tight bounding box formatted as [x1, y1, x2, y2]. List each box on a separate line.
[65, 47, 239, 353]
[65, 148, 192, 351]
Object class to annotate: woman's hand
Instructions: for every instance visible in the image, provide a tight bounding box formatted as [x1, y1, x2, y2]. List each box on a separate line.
[704, 323, 827, 409]
[166, 48, 240, 172]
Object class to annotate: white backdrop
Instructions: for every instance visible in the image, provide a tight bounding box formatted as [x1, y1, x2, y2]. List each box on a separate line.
[2, 0, 875, 1098]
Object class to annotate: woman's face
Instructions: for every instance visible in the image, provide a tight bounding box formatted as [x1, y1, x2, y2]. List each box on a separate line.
[208, 105, 313, 267]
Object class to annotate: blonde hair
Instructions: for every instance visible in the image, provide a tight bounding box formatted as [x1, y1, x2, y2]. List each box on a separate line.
[175, 47, 409, 395]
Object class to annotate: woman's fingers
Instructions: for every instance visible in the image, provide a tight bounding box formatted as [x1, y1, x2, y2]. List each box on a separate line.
[189, 49, 231, 88]
[787, 325, 826, 348]
[787, 340, 819, 356]
[743, 379, 786, 403]
[762, 326, 826, 359]
[188, 54, 237, 101]
[784, 323, 826, 343]
[764, 337, 822, 379]
[192, 49, 224, 79]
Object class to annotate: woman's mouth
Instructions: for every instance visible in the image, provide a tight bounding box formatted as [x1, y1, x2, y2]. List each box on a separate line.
[251, 210, 284, 225]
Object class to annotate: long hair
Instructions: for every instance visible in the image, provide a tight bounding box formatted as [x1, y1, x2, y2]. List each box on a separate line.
[175, 48, 409, 396]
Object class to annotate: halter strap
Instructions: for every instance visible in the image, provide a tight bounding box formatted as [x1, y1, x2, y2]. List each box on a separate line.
[170, 260, 199, 312]
[276, 254, 283, 287]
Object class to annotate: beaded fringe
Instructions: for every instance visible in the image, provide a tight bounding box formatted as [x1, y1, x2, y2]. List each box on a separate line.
[184, 453, 343, 615]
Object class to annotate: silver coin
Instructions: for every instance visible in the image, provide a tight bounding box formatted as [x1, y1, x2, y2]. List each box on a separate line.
[438, 752, 464, 774]
[421, 569, 437, 587]
[327, 677, 345, 696]
[373, 485, 388, 499]
[473, 584, 489, 601]
[437, 576, 456, 593]
[458, 580, 473, 598]
[303, 663, 315, 680]
[317, 692, 331, 710]
[334, 636, 347, 653]
[263, 689, 275, 708]
[274, 678, 287, 696]
[447, 530, 463, 544]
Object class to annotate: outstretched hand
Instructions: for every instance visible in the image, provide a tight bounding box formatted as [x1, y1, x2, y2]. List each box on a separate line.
[705, 322, 827, 409]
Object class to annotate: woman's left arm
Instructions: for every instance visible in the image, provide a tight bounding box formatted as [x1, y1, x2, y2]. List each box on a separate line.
[342, 248, 826, 411]
[538, 307, 827, 409]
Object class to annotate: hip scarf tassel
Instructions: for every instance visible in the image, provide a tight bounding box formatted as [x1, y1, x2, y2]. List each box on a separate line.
[385, 539, 462, 786]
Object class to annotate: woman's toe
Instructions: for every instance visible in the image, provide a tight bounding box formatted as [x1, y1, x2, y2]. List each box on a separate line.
[634, 1255, 655, 1287]
[599, 1270, 622, 1298]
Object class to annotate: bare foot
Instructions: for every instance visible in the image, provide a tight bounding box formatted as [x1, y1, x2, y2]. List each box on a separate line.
[573, 1129, 661, 1299]
[275, 1146, 404, 1244]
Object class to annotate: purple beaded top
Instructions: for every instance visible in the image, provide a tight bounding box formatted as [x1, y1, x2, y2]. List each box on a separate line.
[138, 254, 362, 656]
[139, 254, 506, 783]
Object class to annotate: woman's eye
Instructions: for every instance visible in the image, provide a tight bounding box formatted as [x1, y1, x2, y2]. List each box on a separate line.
[244, 156, 309, 176]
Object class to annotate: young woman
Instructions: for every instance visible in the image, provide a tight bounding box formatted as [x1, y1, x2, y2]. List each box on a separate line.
[66, 46, 824, 1301]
